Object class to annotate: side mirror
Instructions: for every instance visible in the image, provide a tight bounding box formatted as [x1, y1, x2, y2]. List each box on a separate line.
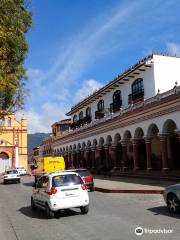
[32, 183, 36, 188]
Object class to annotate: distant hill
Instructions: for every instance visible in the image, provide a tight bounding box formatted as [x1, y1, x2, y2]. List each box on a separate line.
[27, 133, 51, 152]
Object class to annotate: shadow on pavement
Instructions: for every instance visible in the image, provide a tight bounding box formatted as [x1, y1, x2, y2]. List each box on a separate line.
[94, 175, 178, 188]
[147, 206, 180, 219]
[23, 182, 34, 187]
[18, 206, 81, 219]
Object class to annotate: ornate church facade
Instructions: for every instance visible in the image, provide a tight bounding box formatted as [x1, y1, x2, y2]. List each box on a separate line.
[0, 113, 27, 172]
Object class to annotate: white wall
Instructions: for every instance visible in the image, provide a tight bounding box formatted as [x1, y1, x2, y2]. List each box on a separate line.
[154, 55, 180, 94]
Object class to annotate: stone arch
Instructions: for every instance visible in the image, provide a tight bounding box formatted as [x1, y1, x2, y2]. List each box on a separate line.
[147, 123, 161, 170]
[114, 133, 121, 145]
[123, 130, 132, 141]
[93, 139, 97, 147]
[0, 152, 9, 159]
[99, 137, 104, 147]
[106, 135, 112, 145]
[73, 144, 76, 150]
[134, 127, 144, 139]
[87, 140, 91, 147]
[82, 142, 86, 149]
[77, 143, 81, 150]
[69, 145, 72, 151]
[162, 119, 177, 134]
[162, 119, 179, 169]
[147, 123, 159, 137]
[66, 146, 68, 151]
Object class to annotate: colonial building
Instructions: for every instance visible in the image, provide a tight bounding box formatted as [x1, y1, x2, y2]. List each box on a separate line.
[51, 119, 71, 137]
[41, 119, 71, 157]
[0, 113, 27, 172]
[52, 53, 180, 177]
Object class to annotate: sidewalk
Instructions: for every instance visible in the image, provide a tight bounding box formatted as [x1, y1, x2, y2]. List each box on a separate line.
[94, 175, 178, 194]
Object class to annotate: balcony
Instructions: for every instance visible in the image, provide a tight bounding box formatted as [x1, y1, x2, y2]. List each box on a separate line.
[95, 110, 105, 119]
[110, 100, 122, 113]
[128, 89, 144, 104]
[71, 116, 92, 129]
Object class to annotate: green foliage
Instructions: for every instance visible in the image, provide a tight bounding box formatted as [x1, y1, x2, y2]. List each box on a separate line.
[0, 0, 32, 111]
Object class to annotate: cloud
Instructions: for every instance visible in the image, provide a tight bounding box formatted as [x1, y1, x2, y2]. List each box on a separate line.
[25, 103, 66, 133]
[166, 42, 180, 55]
[74, 79, 103, 102]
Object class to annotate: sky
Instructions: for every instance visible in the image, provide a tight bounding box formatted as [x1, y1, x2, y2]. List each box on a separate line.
[23, 0, 180, 133]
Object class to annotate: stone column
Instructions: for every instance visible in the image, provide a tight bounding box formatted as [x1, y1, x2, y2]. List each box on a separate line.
[144, 137, 152, 171]
[97, 147, 103, 170]
[80, 149, 85, 168]
[68, 151, 73, 168]
[104, 145, 110, 170]
[178, 131, 180, 143]
[132, 139, 139, 171]
[91, 147, 96, 170]
[64, 152, 68, 169]
[76, 150, 81, 168]
[111, 144, 118, 171]
[160, 135, 169, 172]
[121, 141, 128, 171]
[85, 148, 90, 168]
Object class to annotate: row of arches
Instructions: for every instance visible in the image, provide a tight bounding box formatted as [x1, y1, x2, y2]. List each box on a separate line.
[53, 119, 180, 174]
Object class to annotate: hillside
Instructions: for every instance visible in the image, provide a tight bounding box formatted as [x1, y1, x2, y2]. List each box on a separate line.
[27, 133, 51, 152]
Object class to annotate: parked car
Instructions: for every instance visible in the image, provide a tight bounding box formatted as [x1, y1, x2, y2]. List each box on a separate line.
[3, 169, 21, 184]
[31, 171, 89, 218]
[68, 169, 95, 191]
[163, 183, 180, 213]
[15, 167, 27, 175]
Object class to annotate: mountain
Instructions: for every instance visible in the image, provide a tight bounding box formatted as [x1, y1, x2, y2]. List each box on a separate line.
[27, 133, 51, 152]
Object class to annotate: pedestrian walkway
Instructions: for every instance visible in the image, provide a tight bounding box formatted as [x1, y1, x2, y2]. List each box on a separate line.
[94, 175, 178, 194]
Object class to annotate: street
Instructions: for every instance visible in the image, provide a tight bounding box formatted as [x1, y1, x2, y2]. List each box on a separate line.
[0, 176, 179, 240]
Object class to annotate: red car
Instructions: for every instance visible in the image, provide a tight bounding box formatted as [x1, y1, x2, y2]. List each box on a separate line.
[69, 169, 95, 191]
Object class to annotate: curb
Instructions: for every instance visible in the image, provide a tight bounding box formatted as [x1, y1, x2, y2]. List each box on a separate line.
[95, 187, 164, 194]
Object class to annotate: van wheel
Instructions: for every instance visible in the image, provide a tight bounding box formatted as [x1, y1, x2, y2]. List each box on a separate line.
[31, 198, 37, 211]
[46, 204, 54, 219]
[80, 205, 89, 214]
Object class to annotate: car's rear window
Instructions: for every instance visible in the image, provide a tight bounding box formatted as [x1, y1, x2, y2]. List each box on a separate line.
[52, 174, 83, 187]
[76, 170, 91, 177]
[6, 170, 18, 174]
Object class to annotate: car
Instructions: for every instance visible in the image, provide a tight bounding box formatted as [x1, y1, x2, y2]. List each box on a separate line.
[15, 167, 27, 175]
[163, 183, 180, 213]
[31, 171, 89, 218]
[68, 169, 95, 191]
[3, 169, 21, 184]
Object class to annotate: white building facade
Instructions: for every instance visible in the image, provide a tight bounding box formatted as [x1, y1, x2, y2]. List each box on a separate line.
[52, 53, 180, 177]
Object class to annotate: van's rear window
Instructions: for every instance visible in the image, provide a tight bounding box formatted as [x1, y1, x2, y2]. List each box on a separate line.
[52, 174, 83, 187]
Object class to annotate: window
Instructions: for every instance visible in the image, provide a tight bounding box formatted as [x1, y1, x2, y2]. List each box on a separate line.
[73, 115, 78, 123]
[52, 174, 83, 187]
[60, 124, 69, 131]
[0, 116, 5, 126]
[86, 107, 91, 117]
[131, 78, 144, 97]
[113, 90, 122, 106]
[97, 100, 104, 111]
[8, 117, 11, 127]
[79, 111, 83, 120]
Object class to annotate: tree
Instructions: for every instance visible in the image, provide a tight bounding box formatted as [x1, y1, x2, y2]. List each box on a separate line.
[0, 0, 32, 113]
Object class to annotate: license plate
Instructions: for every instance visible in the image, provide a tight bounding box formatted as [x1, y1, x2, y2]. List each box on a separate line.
[65, 192, 75, 196]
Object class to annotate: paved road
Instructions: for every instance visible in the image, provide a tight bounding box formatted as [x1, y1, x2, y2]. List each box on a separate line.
[0, 176, 179, 240]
